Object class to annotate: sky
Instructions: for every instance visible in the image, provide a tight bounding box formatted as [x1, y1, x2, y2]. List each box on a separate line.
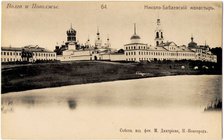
[2, 1, 222, 51]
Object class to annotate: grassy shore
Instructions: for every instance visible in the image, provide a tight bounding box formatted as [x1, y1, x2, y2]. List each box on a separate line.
[1, 60, 221, 94]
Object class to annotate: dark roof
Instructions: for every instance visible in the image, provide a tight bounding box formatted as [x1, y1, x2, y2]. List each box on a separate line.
[2, 45, 54, 53]
[67, 27, 76, 33]
[160, 41, 177, 46]
[130, 34, 141, 40]
[2, 47, 22, 51]
[198, 45, 210, 50]
[124, 43, 147, 46]
[188, 41, 197, 48]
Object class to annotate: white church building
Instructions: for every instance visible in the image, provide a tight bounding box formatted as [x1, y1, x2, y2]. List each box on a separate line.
[55, 26, 125, 62]
[124, 19, 217, 63]
[55, 19, 217, 63]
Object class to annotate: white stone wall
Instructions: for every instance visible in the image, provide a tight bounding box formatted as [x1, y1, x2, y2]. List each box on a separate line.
[100, 54, 110, 60]
[110, 54, 125, 61]
[63, 50, 91, 56]
[33, 52, 56, 61]
[59, 55, 91, 61]
[60, 49, 92, 61]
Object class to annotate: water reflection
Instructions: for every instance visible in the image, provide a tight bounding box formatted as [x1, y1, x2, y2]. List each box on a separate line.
[1, 95, 78, 112]
[1, 99, 14, 113]
[21, 96, 36, 108]
[1, 75, 222, 139]
[67, 99, 77, 110]
[1, 75, 222, 113]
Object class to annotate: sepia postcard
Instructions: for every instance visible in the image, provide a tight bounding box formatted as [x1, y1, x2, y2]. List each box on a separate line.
[1, 1, 222, 139]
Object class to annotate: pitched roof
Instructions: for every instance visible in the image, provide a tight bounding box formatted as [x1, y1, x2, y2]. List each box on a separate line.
[2, 46, 22, 51]
[2, 45, 54, 53]
[148, 46, 168, 51]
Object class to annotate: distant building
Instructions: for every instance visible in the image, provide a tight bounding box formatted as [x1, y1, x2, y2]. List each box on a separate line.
[55, 20, 217, 63]
[55, 25, 124, 62]
[124, 19, 217, 63]
[1, 45, 56, 63]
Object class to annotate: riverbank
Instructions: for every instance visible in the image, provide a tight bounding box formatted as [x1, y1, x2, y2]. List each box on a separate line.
[1, 60, 221, 94]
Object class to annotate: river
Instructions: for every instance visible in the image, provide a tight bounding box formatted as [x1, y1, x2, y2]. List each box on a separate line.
[1, 75, 222, 139]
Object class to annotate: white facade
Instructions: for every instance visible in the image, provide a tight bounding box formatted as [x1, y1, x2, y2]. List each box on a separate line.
[1, 46, 56, 63]
[124, 20, 217, 63]
[59, 46, 125, 62]
[32, 51, 57, 61]
[124, 41, 217, 63]
[56, 21, 217, 63]
[125, 43, 196, 62]
[59, 49, 92, 61]
[1, 49, 22, 62]
[110, 54, 125, 61]
[57, 26, 125, 62]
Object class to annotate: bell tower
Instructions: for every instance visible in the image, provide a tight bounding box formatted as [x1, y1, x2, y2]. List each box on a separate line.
[95, 27, 102, 48]
[155, 19, 164, 46]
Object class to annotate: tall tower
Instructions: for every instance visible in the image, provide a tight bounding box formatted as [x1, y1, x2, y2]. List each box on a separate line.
[95, 27, 102, 48]
[66, 24, 77, 42]
[130, 23, 141, 43]
[155, 19, 164, 46]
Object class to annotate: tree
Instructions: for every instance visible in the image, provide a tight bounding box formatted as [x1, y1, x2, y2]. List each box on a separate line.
[210, 47, 222, 72]
[117, 49, 124, 54]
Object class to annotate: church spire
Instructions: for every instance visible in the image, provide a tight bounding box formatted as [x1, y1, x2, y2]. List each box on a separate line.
[107, 34, 109, 41]
[205, 40, 207, 46]
[97, 26, 100, 35]
[95, 26, 102, 47]
[191, 34, 194, 42]
[105, 34, 111, 48]
[88, 35, 90, 41]
[134, 23, 136, 35]
[130, 23, 141, 42]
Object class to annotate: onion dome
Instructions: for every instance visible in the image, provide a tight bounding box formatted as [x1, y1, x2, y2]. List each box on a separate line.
[188, 36, 197, 48]
[67, 24, 76, 35]
[131, 34, 141, 40]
